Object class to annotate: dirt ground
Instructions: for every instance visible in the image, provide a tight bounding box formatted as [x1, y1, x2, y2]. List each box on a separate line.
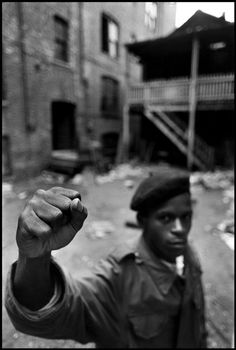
[2, 167, 234, 348]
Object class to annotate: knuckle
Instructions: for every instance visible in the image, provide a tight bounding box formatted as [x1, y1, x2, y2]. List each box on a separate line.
[35, 189, 45, 197]
[41, 226, 52, 236]
[54, 208, 63, 220]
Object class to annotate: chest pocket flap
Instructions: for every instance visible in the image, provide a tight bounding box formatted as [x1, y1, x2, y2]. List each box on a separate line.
[129, 313, 169, 339]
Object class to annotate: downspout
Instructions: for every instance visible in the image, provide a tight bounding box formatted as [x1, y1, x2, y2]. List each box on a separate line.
[78, 2, 89, 149]
[116, 46, 130, 164]
[16, 2, 31, 132]
[187, 35, 199, 170]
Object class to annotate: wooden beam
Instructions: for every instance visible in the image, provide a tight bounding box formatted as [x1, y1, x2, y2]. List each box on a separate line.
[187, 36, 199, 170]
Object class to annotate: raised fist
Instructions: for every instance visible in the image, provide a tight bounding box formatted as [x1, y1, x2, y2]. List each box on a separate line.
[16, 187, 88, 258]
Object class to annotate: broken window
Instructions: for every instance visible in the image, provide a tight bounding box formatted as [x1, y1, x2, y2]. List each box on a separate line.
[101, 14, 119, 58]
[54, 15, 69, 62]
[101, 76, 119, 117]
[145, 2, 158, 31]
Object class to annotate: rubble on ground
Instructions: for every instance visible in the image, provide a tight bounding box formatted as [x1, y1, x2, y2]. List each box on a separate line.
[69, 174, 84, 185]
[39, 170, 69, 184]
[190, 170, 234, 190]
[193, 170, 234, 246]
[95, 164, 146, 184]
[85, 221, 115, 239]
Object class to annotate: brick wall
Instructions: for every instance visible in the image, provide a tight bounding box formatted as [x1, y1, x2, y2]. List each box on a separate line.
[2, 2, 82, 177]
[2, 2, 176, 177]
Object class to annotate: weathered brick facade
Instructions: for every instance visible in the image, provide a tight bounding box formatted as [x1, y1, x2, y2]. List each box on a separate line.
[2, 2, 176, 178]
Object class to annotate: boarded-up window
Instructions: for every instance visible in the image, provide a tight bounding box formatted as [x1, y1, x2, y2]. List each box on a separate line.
[145, 2, 157, 31]
[54, 15, 69, 62]
[101, 76, 119, 117]
[101, 14, 119, 58]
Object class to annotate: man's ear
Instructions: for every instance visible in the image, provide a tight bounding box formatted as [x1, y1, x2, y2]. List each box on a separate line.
[136, 212, 145, 228]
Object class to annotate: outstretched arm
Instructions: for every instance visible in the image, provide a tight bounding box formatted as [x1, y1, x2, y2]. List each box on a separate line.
[12, 186, 88, 310]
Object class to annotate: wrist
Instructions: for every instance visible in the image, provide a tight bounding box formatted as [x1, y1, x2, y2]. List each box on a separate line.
[18, 250, 51, 262]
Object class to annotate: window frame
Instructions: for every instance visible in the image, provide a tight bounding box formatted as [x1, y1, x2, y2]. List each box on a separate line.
[101, 13, 120, 59]
[54, 15, 69, 62]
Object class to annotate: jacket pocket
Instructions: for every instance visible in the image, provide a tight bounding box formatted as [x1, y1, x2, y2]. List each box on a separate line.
[128, 313, 169, 339]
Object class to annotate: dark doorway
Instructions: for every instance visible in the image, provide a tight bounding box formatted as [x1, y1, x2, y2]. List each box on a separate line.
[2, 135, 12, 176]
[101, 132, 119, 160]
[51, 101, 77, 150]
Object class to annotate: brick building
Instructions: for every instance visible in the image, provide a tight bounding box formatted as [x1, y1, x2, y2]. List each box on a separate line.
[2, 2, 176, 178]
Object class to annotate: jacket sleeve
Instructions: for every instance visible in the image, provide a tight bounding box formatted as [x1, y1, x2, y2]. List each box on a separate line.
[4, 256, 123, 345]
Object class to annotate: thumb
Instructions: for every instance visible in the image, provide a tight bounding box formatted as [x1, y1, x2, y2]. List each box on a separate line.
[69, 198, 88, 232]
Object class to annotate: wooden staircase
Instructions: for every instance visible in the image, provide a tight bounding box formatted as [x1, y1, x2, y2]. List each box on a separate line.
[143, 105, 215, 170]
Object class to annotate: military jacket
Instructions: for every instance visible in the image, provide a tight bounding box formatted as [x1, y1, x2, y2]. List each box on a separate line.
[5, 235, 207, 348]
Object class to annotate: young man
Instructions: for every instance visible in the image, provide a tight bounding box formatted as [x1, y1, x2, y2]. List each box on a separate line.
[5, 166, 207, 348]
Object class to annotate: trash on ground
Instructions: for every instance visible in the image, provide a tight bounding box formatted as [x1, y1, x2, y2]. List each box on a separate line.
[69, 174, 84, 185]
[3, 182, 16, 199]
[85, 221, 115, 239]
[217, 220, 234, 234]
[190, 170, 234, 190]
[124, 180, 134, 189]
[95, 164, 146, 184]
[3, 183, 13, 193]
[40, 170, 68, 184]
[17, 191, 28, 200]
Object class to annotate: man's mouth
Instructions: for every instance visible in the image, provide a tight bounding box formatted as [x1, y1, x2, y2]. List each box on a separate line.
[168, 240, 187, 248]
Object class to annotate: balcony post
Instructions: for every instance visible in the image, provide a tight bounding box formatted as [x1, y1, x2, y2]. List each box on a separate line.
[187, 36, 199, 170]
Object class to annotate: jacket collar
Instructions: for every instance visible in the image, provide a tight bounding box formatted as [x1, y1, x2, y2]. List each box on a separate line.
[135, 235, 184, 295]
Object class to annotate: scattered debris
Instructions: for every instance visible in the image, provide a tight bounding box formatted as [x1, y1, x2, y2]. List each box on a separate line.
[124, 179, 134, 189]
[190, 170, 234, 190]
[95, 164, 146, 184]
[217, 220, 234, 234]
[3, 183, 16, 199]
[3, 183, 13, 193]
[17, 191, 28, 200]
[40, 170, 68, 184]
[69, 174, 84, 185]
[85, 221, 115, 239]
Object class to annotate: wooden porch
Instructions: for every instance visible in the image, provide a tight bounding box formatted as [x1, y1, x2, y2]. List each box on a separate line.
[127, 74, 234, 110]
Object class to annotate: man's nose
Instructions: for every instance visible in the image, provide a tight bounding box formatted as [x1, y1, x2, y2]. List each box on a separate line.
[171, 218, 184, 234]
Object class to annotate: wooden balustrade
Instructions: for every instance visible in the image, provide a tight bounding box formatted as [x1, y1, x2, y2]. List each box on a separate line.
[128, 74, 234, 104]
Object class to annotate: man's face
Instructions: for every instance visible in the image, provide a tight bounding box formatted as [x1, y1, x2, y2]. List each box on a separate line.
[142, 193, 193, 262]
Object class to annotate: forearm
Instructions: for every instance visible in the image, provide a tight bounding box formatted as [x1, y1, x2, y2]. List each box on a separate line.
[13, 251, 54, 310]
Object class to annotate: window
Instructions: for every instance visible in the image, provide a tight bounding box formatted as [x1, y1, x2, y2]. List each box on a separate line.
[54, 15, 69, 62]
[101, 14, 119, 58]
[145, 2, 158, 31]
[101, 76, 119, 117]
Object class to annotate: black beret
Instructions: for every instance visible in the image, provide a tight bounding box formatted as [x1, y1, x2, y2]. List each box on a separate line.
[130, 166, 190, 212]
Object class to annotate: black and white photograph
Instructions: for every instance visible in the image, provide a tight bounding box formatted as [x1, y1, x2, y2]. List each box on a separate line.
[2, 2, 234, 348]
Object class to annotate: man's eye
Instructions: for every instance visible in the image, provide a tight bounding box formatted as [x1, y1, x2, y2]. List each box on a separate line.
[182, 213, 192, 221]
[159, 215, 173, 224]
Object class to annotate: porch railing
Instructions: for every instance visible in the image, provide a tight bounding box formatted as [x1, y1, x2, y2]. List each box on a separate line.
[128, 74, 234, 105]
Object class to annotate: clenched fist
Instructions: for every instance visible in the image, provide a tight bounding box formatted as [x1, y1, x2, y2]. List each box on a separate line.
[16, 187, 88, 258]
